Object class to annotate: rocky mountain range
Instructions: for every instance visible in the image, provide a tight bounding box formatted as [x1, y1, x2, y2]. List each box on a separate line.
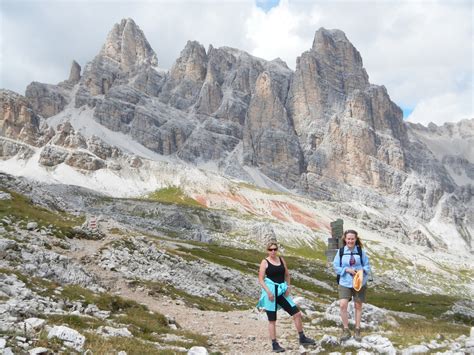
[1, 18, 472, 255]
[0, 17, 473, 354]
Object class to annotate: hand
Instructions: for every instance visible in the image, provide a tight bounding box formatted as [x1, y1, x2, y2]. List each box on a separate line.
[346, 268, 356, 275]
[267, 290, 274, 301]
[285, 285, 291, 297]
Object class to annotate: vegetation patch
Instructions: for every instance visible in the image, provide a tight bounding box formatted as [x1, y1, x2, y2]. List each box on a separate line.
[283, 240, 328, 262]
[60, 285, 141, 313]
[46, 314, 105, 330]
[369, 290, 461, 320]
[145, 187, 203, 208]
[236, 182, 287, 196]
[386, 316, 469, 347]
[0, 189, 85, 238]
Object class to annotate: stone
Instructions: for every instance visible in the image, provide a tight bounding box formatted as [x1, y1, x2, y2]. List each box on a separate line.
[29, 347, 49, 355]
[187, 346, 208, 355]
[325, 301, 395, 329]
[39, 145, 69, 167]
[0, 192, 11, 200]
[65, 151, 106, 171]
[47, 325, 85, 351]
[401, 344, 429, 354]
[97, 326, 132, 337]
[26, 222, 38, 230]
[18, 317, 46, 333]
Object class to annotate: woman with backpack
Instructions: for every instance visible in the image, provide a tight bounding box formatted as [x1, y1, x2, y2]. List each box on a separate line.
[333, 229, 371, 342]
[258, 241, 315, 352]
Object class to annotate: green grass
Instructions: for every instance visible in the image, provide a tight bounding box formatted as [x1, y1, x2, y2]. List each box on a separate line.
[176, 243, 262, 274]
[236, 182, 287, 196]
[283, 239, 328, 262]
[387, 316, 469, 347]
[60, 285, 141, 313]
[46, 314, 105, 330]
[369, 290, 466, 321]
[145, 186, 203, 208]
[0, 189, 85, 238]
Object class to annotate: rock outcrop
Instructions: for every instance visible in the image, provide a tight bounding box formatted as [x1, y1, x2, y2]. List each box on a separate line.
[25, 82, 70, 118]
[0, 90, 41, 145]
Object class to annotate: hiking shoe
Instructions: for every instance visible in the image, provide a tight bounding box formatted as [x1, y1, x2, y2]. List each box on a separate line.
[354, 328, 362, 342]
[272, 342, 285, 352]
[340, 328, 351, 342]
[299, 334, 316, 345]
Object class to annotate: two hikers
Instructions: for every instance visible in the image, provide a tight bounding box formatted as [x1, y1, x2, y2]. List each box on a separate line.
[257, 229, 371, 351]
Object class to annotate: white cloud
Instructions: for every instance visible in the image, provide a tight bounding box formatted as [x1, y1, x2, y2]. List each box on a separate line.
[0, 0, 472, 126]
[407, 90, 473, 126]
[245, 0, 310, 66]
[244, 0, 473, 125]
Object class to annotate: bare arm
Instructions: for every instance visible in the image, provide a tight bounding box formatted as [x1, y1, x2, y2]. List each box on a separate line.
[258, 259, 274, 301]
[281, 257, 291, 296]
[258, 259, 271, 293]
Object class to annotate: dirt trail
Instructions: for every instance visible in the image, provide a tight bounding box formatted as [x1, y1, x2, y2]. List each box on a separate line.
[64, 234, 312, 354]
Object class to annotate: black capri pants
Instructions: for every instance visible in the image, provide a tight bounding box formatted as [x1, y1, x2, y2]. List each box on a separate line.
[266, 284, 299, 321]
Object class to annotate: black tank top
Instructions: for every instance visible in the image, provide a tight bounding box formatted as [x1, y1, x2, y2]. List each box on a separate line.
[265, 257, 285, 283]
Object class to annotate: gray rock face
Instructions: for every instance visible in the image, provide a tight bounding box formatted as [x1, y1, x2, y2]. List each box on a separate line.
[0, 90, 41, 146]
[65, 151, 106, 171]
[101, 18, 158, 72]
[75, 18, 158, 107]
[0, 137, 35, 159]
[287, 28, 369, 150]
[159, 40, 208, 110]
[51, 122, 87, 149]
[25, 82, 70, 118]
[68, 60, 81, 83]
[39, 145, 69, 166]
[243, 69, 303, 186]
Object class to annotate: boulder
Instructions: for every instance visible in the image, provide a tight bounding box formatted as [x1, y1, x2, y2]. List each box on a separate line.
[47, 325, 85, 351]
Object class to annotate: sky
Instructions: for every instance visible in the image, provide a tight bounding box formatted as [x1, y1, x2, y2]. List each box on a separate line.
[0, 0, 472, 126]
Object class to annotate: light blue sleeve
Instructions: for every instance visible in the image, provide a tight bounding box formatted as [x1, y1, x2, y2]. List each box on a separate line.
[362, 250, 371, 275]
[333, 249, 347, 277]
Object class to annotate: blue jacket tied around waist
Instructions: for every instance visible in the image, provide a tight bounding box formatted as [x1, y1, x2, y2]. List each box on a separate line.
[257, 277, 296, 311]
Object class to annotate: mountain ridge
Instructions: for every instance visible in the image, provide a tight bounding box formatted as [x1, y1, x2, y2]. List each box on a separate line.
[0, 18, 472, 256]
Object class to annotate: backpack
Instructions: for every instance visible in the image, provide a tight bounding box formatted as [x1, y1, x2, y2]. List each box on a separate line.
[336, 246, 364, 284]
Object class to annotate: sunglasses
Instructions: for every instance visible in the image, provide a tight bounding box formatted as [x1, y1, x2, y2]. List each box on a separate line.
[268, 248, 278, 251]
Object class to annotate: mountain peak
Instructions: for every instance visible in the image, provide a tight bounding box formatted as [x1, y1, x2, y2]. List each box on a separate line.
[311, 27, 363, 67]
[100, 18, 158, 71]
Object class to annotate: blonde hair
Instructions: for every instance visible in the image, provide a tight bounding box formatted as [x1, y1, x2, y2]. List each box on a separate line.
[266, 240, 278, 250]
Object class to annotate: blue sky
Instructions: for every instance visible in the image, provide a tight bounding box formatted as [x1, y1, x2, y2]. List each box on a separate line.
[256, 0, 280, 12]
[0, 0, 472, 126]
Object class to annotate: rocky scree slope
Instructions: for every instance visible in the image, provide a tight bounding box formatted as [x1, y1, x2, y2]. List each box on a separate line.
[0, 173, 473, 354]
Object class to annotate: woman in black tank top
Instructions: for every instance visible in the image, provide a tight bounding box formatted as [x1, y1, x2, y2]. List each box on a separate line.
[265, 256, 286, 284]
[258, 241, 315, 352]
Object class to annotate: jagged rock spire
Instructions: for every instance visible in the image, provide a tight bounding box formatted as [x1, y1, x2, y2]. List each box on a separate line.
[68, 60, 81, 83]
[100, 18, 158, 72]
